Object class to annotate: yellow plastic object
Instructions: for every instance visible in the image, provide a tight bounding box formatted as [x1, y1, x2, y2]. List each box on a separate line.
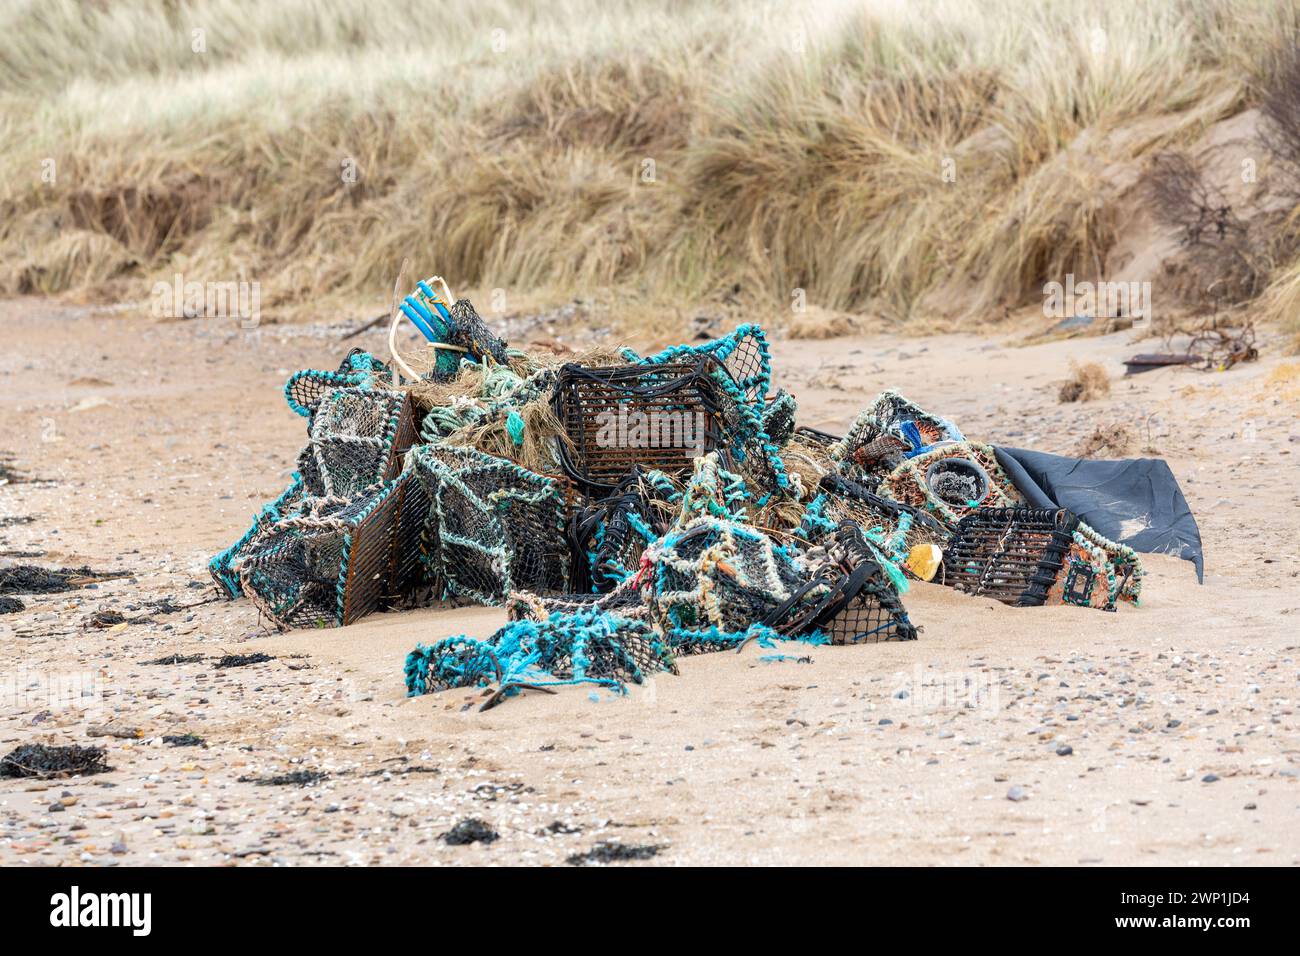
[906, 543, 942, 582]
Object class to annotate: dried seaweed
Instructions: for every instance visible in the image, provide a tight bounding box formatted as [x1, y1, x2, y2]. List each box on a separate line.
[142, 653, 205, 666]
[566, 841, 664, 865]
[0, 564, 128, 595]
[442, 818, 499, 846]
[214, 652, 274, 669]
[238, 769, 327, 787]
[162, 734, 205, 747]
[0, 744, 111, 779]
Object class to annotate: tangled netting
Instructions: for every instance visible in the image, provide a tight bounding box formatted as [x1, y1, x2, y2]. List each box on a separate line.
[209, 286, 1146, 707]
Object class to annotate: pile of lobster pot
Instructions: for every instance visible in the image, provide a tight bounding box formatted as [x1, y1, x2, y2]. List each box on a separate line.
[209, 279, 1146, 708]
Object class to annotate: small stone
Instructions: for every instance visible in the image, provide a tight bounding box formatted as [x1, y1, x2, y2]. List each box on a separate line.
[1056, 744, 1074, 756]
[1202, 774, 1220, 783]
[1007, 786, 1028, 802]
[1244, 802, 1257, 810]
[110, 841, 127, 855]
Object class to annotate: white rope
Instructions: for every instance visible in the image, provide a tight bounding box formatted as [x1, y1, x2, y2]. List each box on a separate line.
[388, 309, 468, 384]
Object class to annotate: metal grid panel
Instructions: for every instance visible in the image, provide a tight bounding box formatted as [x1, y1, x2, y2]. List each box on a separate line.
[552, 361, 727, 494]
[942, 507, 1079, 606]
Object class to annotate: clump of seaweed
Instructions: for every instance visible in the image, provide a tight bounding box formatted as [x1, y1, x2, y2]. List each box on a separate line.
[214, 652, 274, 669]
[1077, 422, 1135, 458]
[566, 841, 664, 865]
[0, 564, 127, 595]
[442, 818, 500, 846]
[0, 744, 111, 779]
[142, 653, 205, 665]
[238, 769, 327, 787]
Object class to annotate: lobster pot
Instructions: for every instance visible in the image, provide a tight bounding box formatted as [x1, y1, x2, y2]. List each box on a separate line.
[307, 387, 418, 498]
[234, 474, 427, 629]
[832, 389, 963, 483]
[821, 522, 918, 644]
[818, 473, 953, 557]
[878, 441, 1020, 525]
[565, 470, 674, 594]
[942, 507, 1142, 611]
[410, 444, 570, 605]
[759, 389, 798, 445]
[825, 591, 915, 644]
[208, 475, 307, 598]
[552, 361, 729, 494]
[642, 517, 818, 654]
[507, 582, 649, 624]
[284, 351, 391, 420]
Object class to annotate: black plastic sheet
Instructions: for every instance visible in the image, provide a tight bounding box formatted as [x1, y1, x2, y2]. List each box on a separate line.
[993, 447, 1204, 582]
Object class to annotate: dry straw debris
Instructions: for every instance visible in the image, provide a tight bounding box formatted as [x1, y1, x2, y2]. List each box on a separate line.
[1059, 361, 1111, 403]
[1077, 422, 1135, 458]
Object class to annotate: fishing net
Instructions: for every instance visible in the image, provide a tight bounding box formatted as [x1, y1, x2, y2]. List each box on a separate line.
[832, 389, 965, 484]
[447, 298, 510, 364]
[760, 389, 799, 446]
[878, 441, 1021, 525]
[404, 609, 675, 708]
[640, 516, 828, 652]
[308, 387, 417, 498]
[507, 579, 649, 623]
[409, 444, 570, 605]
[209, 475, 308, 598]
[941, 507, 1142, 611]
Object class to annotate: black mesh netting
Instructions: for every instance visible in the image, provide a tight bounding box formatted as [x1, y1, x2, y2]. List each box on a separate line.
[448, 298, 510, 364]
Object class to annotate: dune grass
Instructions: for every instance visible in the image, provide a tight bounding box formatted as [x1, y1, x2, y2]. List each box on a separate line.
[0, 0, 1297, 332]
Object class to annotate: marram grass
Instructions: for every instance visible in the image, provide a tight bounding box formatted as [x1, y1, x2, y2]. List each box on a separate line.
[0, 0, 1296, 331]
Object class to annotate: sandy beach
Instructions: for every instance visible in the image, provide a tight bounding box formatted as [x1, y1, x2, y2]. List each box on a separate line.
[1, 297, 1297, 866]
